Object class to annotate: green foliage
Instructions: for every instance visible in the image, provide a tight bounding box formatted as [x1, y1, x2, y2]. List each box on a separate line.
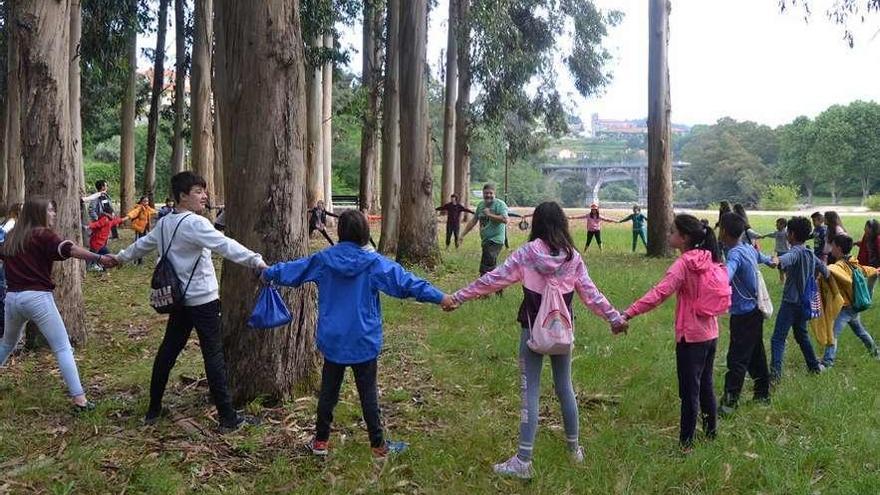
[559, 179, 588, 207]
[680, 119, 772, 205]
[84, 159, 119, 198]
[759, 184, 799, 210]
[93, 135, 121, 164]
[865, 194, 880, 211]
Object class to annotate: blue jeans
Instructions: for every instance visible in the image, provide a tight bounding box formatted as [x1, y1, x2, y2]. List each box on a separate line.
[0, 291, 85, 397]
[822, 306, 877, 366]
[771, 300, 821, 377]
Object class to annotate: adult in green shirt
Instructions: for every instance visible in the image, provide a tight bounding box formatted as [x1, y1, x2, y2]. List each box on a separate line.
[462, 183, 509, 276]
[619, 204, 648, 252]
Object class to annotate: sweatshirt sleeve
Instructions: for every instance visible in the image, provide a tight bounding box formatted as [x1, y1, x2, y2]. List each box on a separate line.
[619, 214, 634, 223]
[126, 207, 140, 220]
[263, 255, 321, 287]
[372, 258, 444, 303]
[116, 225, 161, 263]
[574, 261, 623, 324]
[625, 259, 685, 319]
[190, 216, 265, 268]
[453, 248, 525, 303]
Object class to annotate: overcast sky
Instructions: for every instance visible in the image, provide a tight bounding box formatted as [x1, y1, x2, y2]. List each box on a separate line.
[145, 1, 880, 128]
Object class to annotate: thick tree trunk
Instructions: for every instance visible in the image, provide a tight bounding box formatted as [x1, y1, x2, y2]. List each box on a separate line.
[144, 0, 170, 202]
[6, 1, 24, 205]
[170, 0, 187, 174]
[806, 184, 814, 205]
[397, 0, 438, 267]
[215, 0, 317, 403]
[0, 6, 8, 203]
[359, 0, 382, 214]
[322, 33, 333, 212]
[453, 0, 471, 214]
[647, 0, 673, 257]
[17, 0, 86, 343]
[862, 178, 869, 203]
[306, 35, 323, 207]
[378, 0, 401, 254]
[119, 0, 137, 214]
[440, 0, 457, 204]
[192, 0, 215, 205]
[830, 182, 838, 205]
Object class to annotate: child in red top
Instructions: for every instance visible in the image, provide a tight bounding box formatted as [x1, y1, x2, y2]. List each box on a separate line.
[622, 214, 729, 452]
[88, 204, 126, 270]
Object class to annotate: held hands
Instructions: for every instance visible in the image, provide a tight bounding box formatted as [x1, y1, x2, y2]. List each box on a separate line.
[99, 254, 119, 269]
[440, 294, 460, 312]
[610, 314, 629, 335]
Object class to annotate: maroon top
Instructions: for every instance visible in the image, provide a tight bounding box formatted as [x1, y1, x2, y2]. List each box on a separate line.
[1, 228, 74, 292]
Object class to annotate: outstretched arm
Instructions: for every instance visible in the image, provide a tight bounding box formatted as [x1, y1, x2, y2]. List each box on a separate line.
[618, 214, 634, 223]
[372, 259, 445, 303]
[574, 261, 624, 325]
[461, 214, 479, 237]
[263, 255, 321, 287]
[453, 248, 525, 303]
[624, 260, 685, 319]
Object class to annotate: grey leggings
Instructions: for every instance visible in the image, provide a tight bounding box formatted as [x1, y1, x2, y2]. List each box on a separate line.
[517, 327, 579, 461]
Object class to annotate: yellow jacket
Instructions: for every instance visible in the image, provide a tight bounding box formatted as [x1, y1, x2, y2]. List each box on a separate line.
[127, 204, 157, 234]
[811, 259, 878, 346]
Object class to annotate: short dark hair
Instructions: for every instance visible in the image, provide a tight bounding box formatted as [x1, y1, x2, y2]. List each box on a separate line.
[810, 211, 823, 221]
[171, 171, 207, 203]
[787, 216, 812, 243]
[832, 234, 854, 255]
[483, 183, 495, 191]
[337, 209, 370, 246]
[95, 180, 107, 191]
[719, 212, 746, 239]
[451, 194, 458, 199]
[776, 217, 788, 227]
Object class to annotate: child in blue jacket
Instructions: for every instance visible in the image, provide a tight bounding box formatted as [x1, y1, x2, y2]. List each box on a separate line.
[262, 209, 454, 459]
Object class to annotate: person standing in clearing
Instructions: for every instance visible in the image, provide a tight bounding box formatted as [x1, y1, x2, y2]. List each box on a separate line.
[619, 205, 648, 253]
[436, 194, 474, 249]
[717, 212, 774, 416]
[462, 184, 509, 292]
[0, 198, 115, 412]
[569, 203, 615, 252]
[109, 172, 268, 433]
[449, 202, 628, 478]
[126, 196, 158, 265]
[308, 200, 339, 246]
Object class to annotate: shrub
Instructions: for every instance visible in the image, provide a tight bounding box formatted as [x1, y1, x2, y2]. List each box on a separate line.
[865, 194, 880, 211]
[759, 184, 799, 211]
[84, 159, 119, 198]
[93, 135, 120, 163]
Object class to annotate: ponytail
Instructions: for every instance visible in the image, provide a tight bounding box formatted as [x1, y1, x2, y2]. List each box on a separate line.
[674, 214, 722, 263]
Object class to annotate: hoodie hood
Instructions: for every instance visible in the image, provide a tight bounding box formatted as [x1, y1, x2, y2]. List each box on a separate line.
[521, 239, 579, 276]
[319, 241, 381, 277]
[681, 249, 716, 273]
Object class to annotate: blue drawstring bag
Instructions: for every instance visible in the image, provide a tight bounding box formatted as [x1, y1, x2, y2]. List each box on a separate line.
[247, 285, 293, 329]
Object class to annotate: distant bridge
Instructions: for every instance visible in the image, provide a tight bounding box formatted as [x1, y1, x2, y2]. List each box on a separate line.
[539, 160, 688, 205]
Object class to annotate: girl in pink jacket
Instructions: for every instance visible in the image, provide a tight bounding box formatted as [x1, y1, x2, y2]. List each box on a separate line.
[451, 202, 627, 479]
[622, 214, 729, 452]
[569, 203, 616, 252]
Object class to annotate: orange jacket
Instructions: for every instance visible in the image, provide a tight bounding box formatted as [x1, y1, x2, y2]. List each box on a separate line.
[127, 204, 157, 234]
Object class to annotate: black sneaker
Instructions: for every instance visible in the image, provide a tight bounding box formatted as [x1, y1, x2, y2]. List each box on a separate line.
[73, 401, 97, 414]
[143, 407, 171, 425]
[218, 414, 261, 434]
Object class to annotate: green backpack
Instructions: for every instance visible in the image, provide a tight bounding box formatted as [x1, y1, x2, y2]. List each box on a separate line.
[848, 262, 873, 313]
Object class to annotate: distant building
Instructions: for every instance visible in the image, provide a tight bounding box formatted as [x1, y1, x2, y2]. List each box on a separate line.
[557, 149, 576, 160]
[591, 113, 689, 138]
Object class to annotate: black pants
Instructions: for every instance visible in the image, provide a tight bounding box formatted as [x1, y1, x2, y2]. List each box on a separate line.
[479, 241, 503, 275]
[316, 358, 384, 448]
[135, 231, 147, 265]
[585, 230, 602, 248]
[676, 338, 717, 446]
[311, 227, 335, 246]
[149, 300, 237, 424]
[723, 309, 770, 401]
[445, 222, 461, 248]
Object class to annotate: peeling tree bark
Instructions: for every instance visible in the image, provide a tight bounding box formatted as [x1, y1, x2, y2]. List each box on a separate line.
[378, 0, 400, 254]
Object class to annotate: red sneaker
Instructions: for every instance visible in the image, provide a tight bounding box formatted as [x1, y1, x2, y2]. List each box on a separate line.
[309, 438, 329, 456]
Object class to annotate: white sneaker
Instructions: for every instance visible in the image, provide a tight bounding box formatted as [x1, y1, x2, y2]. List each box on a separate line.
[570, 446, 585, 464]
[493, 455, 534, 479]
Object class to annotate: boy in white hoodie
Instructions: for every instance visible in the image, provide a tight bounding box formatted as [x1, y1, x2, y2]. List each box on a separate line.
[111, 172, 268, 432]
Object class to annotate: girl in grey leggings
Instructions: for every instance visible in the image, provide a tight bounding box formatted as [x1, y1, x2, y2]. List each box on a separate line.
[450, 202, 627, 478]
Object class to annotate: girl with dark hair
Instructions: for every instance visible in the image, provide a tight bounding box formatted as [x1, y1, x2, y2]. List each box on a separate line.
[569, 203, 616, 251]
[450, 201, 627, 478]
[855, 219, 880, 269]
[733, 203, 760, 248]
[0, 198, 114, 412]
[622, 214, 730, 452]
[823, 211, 847, 264]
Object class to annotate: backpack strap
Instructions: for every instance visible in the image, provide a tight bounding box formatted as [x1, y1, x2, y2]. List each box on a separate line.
[160, 213, 193, 258]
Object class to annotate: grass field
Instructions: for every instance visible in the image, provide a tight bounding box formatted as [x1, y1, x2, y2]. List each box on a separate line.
[2, 214, 880, 494]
